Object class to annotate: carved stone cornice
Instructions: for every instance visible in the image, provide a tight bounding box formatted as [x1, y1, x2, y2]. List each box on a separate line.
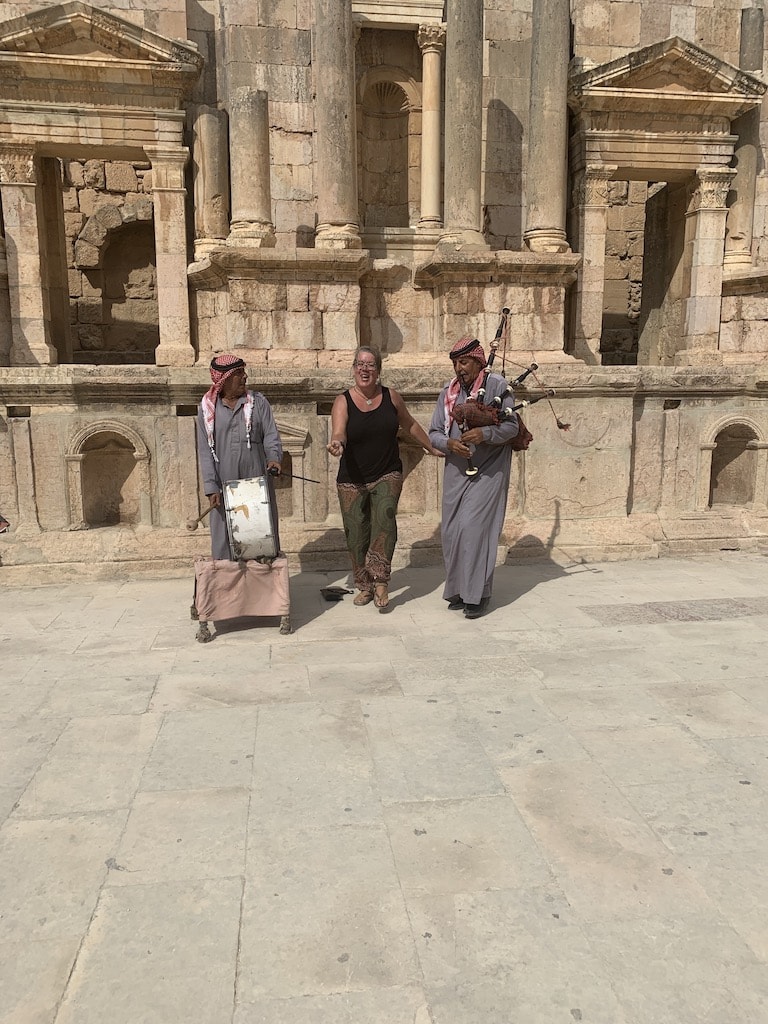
[417, 23, 446, 54]
[0, 143, 36, 185]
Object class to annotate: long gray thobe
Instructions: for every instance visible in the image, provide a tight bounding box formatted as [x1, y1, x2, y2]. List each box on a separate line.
[428, 372, 519, 605]
[196, 390, 283, 559]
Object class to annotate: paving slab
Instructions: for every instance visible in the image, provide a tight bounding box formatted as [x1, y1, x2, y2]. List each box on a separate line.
[1, 552, 767, 1023]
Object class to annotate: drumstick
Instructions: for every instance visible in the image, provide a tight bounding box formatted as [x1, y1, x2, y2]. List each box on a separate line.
[186, 506, 214, 531]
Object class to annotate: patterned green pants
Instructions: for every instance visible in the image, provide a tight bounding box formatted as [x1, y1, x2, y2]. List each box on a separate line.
[337, 471, 403, 593]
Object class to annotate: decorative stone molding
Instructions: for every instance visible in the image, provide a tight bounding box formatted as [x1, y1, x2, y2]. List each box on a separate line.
[0, 144, 36, 185]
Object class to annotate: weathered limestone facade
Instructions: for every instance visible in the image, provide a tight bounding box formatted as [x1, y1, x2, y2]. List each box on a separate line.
[2, 0, 768, 579]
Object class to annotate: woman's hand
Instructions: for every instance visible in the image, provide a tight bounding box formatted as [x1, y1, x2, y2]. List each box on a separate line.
[327, 439, 345, 458]
[425, 445, 445, 458]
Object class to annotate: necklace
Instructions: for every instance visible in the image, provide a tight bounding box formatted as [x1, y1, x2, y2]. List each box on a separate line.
[354, 384, 378, 407]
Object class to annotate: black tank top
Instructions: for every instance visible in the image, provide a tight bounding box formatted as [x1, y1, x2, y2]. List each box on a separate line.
[337, 386, 403, 485]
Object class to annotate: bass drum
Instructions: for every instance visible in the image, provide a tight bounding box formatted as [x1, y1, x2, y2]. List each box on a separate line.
[223, 476, 279, 560]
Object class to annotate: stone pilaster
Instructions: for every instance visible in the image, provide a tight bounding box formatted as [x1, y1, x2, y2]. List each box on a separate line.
[524, 0, 571, 254]
[192, 104, 230, 260]
[439, 0, 486, 249]
[678, 167, 734, 363]
[0, 144, 56, 366]
[724, 6, 764, 269]
[10, 416, 40, 533]
[227, 89, 276, 248]
[417, 23, 446, 229]
[144, 145, 194, 367]
[314, 0, 361, 250]
[571, 165, 614, 364]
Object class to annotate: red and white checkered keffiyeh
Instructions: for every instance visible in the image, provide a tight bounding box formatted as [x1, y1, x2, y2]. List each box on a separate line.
[444, 337, 486, 434]
[201, 354, 253, 462]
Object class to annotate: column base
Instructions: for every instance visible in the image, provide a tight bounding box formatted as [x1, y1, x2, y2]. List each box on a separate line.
[10, 340, 58, 366]
[436, 228, 489, 250]
[570, 336, 601, 365]
[315, 223, 362, 250]
[723, 249, 753, 269]
[194, 236, 227, 260]
[417, 217, 443, 230]
[524, 228, 571, 254]
[155, 342, 195, 367]
[227, 222, 277, 248]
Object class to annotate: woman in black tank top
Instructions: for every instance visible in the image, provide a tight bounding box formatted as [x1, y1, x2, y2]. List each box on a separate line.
[327, 347, 443, 610]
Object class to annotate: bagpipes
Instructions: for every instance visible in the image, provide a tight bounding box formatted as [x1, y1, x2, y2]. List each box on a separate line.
[451, 308, 569, 477]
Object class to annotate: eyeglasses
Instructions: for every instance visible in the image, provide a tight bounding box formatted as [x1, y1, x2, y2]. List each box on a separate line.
[354, 362, 377, 371]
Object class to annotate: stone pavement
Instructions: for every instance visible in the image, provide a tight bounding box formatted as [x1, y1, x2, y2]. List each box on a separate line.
[2, 552, 768, 1024]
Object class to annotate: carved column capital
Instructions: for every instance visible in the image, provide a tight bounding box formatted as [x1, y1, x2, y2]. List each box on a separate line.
[418, 23, 446, 54]
[0, 144, 37, 185]
[143, 145, 189, 191]
[574, 165, 616, 207]
[688, 168, 735, 213]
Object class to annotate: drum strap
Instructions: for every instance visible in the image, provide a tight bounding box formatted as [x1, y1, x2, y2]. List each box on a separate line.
[201, 391, 255, 463]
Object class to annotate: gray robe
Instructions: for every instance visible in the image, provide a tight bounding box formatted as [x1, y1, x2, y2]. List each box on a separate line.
[428, 372, 519, 605]
[196, 390, 283, 559]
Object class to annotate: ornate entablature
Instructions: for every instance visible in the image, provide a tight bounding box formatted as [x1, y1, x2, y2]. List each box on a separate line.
[0, 0, 202, 128]
[352, 0, 445, 28]
[568, 36, 766, 181]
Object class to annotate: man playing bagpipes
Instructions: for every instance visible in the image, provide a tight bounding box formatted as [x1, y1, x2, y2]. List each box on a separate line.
[428, 334, 525, 619]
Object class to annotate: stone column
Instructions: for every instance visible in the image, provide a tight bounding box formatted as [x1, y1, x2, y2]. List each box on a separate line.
[439, 0, 486, 248]
[227, 89, 276, 248]
[678, 167, 734, 363]
[524, 0, 571, 254]
[724, 5, 764, 268]
[572, 165, 614, 364]
[144, 145, 194, 367]
[192, 104, 230, 260]
[0, 144, 56, 366]
[417, 23, 446, 229]
[314, 0, 361, 249]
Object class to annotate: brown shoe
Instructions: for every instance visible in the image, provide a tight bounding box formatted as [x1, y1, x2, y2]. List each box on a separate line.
[353, 591, 374, 606]
[373, 583, 389, 610]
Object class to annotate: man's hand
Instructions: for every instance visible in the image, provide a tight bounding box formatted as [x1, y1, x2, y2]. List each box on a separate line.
[207, 492, 222, 509]
[460, 428, 485, 446]
[267, 461, 282, 476]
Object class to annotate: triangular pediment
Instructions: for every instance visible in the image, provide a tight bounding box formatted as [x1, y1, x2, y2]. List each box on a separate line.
[570, 37, 765, 106]
[0, 1, 201, 67]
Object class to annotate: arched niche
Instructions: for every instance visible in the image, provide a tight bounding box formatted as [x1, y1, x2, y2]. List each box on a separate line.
[695, 415, 768, 511]
[357, 67, 422, 228]
[65, 420, 151, 528]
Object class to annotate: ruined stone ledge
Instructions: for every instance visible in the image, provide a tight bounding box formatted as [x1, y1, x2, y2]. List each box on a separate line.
[722, 267, 768, 296]
[413, 250, 582, 288]
[188, 248, 371, 287]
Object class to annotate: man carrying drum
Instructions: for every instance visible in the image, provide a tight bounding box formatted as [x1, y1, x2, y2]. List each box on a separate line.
[428, 336, 520, 619]
[196, 353, 283, 559]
